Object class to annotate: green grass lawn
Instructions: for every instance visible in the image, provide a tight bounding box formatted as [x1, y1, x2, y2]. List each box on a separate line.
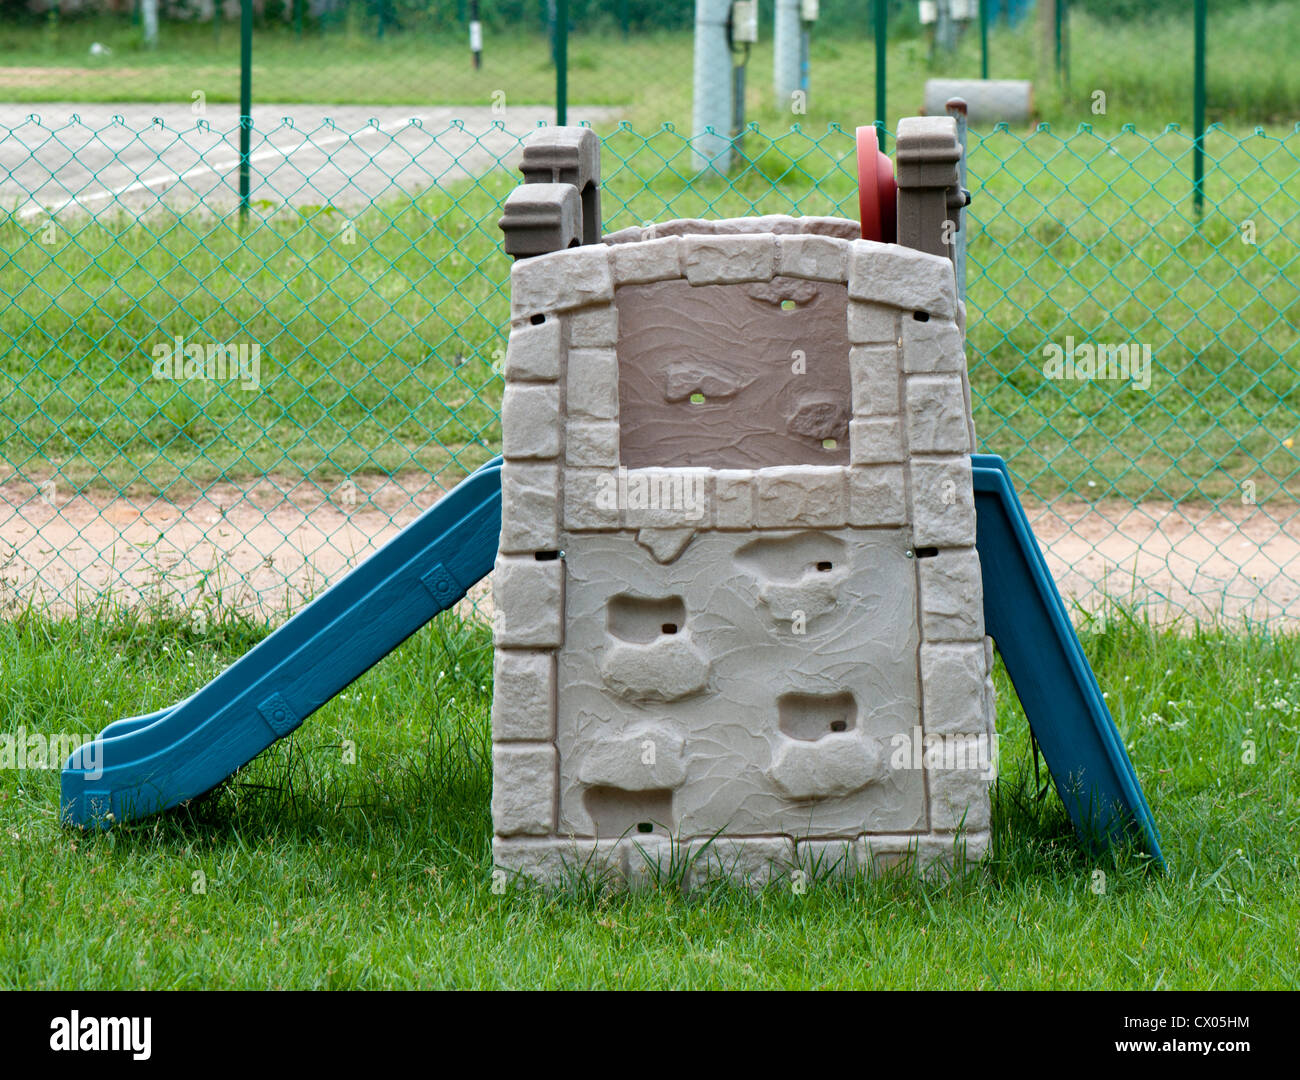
[0, 185, 511, 497]
[1, 603, 1297, 988]
[3, 4, 1298, 130]
[2, 5, 1298, 993]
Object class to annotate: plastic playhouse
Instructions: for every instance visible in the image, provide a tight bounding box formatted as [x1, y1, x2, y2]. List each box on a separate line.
[62, 117, 1163, 887]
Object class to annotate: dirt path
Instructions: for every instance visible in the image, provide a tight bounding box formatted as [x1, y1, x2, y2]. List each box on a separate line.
[2, 477, 1297, 626]
[1028, 497, 1300, 624]
[0, 472, 491, 622]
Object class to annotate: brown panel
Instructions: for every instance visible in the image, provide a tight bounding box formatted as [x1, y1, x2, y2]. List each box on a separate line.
[615, 277, 852, 469]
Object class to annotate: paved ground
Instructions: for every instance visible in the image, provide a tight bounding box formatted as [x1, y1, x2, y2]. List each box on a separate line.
[2, 475, 1297, 626]
[0, 103, 621, 219]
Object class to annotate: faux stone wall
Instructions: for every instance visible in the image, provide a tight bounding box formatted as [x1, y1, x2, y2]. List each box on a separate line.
[492, 216, 997, 889]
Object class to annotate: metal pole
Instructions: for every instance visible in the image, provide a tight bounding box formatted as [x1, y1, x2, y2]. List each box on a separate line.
[1060, 0, 1069, 91]
[555, 0, 567, 126]
[470, 0, 482, 69]
[1053, 0, 1062, 81]
[239, 0, 252, 225]
[874, 0, 886, 148]
[1193, 0, 1206, 219]
[979, 0, 988, 80]
[946, 97, 968, 304]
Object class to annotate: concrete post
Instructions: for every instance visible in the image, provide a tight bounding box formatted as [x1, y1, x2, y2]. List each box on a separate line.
[692, 0, 735, 174]
[774, 0, 802, 107]
[141, 0, 159, 47]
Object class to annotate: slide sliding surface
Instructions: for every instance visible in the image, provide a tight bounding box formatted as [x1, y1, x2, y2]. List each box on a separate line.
[61, 458, 503, 828]
[972, 454, 1164, 867]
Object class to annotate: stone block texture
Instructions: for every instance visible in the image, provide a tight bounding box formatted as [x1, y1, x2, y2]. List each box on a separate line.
[493, 216, 993, 888]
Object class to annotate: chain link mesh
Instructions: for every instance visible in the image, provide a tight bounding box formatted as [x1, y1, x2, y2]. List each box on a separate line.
[1, 116, 1297, 622]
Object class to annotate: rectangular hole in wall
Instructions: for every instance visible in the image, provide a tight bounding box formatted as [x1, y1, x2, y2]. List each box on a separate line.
[607, 594, 686, 643]
[584, 786, 674, 837]
[778, 691, 857, 741]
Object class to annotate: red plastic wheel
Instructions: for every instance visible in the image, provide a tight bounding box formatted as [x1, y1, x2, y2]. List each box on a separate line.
[856, 125, 898, 244]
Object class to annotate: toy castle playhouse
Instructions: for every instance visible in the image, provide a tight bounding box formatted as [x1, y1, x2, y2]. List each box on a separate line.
[491, 121, 997, 888]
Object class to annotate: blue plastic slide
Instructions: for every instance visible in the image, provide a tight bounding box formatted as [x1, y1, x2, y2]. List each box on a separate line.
[64, 452, 1162, 867]
[972, 454, 1164, 867]
[60, 458, 503, 827]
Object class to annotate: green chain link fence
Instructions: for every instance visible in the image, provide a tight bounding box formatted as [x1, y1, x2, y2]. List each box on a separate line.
[1, 116, 1297, 623]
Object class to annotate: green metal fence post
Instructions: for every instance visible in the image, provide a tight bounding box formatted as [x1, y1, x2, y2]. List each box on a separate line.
[471, 0, 482, 69]
[1194, 0, 1207, 220]
[1054, 0, 1062, 81]
[556, 0, 568, 126]
[874, 0, 887, 148]
[1061, 0, 1070, 91]
[239, 0, 252, 226]
[980, 0, 989, 80]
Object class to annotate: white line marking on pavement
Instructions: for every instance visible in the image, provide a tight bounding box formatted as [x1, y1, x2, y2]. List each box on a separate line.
[13, 115, 425, 220]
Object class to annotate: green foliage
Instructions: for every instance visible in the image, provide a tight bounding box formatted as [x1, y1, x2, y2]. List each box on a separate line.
[1, 604, 1297, 988]
[0, 3, 1296, 126]
[1075, 0, 1257, 19]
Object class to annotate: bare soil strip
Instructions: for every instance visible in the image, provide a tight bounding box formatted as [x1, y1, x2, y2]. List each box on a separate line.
[3, 477, 1297, 626]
